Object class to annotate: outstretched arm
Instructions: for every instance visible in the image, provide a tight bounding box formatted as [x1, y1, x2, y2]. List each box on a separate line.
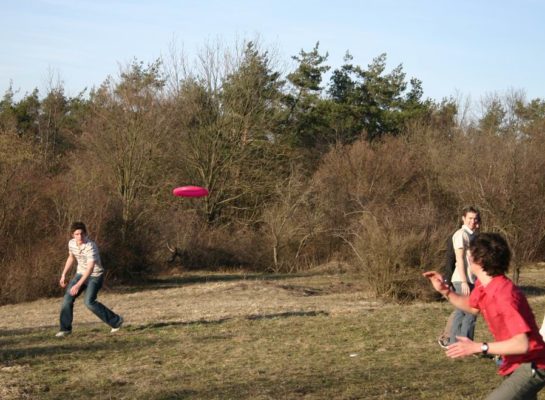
[446, 333, 529, 358]
[422, 271, 479, 314]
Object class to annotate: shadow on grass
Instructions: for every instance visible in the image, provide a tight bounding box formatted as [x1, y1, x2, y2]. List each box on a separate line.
[0, 331, 54, 349]
[0, 310, 330, 365]
[130, 310, 329, 331]
[0, 327, 48, 338]
[150, 389, 201, 400]
[130, 318, 232, 331]
[1, 342, 108, 363]
[0, 333, 160, 363]
[0, 321, 106, 342]
[246, 310, 329, 320]
[0, 318, 231, 364]
[0, 309, 329, 348]
[519, 285, 545, 297]
[111, 272, 315, 294]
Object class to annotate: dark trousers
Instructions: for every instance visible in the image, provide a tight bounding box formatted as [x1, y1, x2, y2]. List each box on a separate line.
[487, 363, 545, 400]
[60, 274, 121, 331]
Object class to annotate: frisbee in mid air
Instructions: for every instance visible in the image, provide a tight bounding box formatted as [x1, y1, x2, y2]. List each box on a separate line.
[172, 185, 209, 198]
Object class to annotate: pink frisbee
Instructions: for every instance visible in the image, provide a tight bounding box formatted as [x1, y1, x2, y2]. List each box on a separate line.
[172, 185, 209, 198]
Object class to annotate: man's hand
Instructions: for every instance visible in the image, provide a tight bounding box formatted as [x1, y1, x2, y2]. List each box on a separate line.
[59, 275, 67, 288]
[445, 336, 480, 358]
[422, 271, 450, 296]
[69, 283, 81, 296]
[460, 281, 470, 296]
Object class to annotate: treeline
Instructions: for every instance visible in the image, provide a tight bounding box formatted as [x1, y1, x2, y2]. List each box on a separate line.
[1, 41, 545, 305]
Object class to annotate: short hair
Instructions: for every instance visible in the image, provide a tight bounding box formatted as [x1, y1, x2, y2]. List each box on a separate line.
[70, 221, 87, 235]
[468, 233, 511, 276]
[461, 206, 480, 218]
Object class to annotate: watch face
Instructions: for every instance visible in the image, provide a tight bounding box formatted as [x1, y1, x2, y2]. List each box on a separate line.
[481, 343, 489, 352]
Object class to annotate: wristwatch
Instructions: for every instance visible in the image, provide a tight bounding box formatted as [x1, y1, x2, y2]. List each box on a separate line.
[481, 342, 489, 355]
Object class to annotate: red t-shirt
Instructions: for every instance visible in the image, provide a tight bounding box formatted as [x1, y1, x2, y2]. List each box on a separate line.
[469, 275, 545, 375]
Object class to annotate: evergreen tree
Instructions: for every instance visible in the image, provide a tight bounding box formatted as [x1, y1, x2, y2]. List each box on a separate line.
[282, 42, 331, 149]
[328, 53, 432, 141]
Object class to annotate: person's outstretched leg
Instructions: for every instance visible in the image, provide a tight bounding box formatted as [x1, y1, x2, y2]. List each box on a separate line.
[438, 311, 455, 347]
[458, 282, 476, 341]
[460, 312, 477, 341]
[59, 275, 82, 332]
[449, 309, 465, 343]
[83, 275, 122, 328]
[449, 282, 465, 343]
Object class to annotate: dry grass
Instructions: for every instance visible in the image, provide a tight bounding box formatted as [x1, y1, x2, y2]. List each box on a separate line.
[2, 269, 545, 399]
[0, 272, 376, 331]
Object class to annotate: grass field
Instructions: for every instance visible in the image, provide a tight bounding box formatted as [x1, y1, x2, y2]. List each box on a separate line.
[2, 268, 545, 399]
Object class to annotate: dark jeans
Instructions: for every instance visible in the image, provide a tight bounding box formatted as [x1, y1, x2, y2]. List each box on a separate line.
[487, 363, 545, 400]
[60, 274, 121, 332]
[449, 281, 476, 343]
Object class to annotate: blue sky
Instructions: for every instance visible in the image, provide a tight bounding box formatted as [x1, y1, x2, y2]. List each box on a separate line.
[2, 0, 544, 102]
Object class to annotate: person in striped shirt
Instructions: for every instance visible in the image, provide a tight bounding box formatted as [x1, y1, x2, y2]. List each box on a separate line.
[56, 222, 123, 337]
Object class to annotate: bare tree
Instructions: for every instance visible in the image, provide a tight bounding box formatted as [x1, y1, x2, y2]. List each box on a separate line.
[86, 59, 170, 241]
[261, 169, 327, 272]
[167, 40, 291, 224]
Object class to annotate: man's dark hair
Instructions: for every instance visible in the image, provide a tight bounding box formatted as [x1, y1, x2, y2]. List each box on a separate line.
[70, 221, 87, 235]
[461, 206, 480, 218]
[468, 233, 511, 276]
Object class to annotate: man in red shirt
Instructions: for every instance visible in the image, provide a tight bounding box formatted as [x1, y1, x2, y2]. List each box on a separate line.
[424, 233, 545, 399]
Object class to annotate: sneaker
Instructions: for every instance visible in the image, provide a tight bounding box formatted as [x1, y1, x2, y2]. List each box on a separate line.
[437, 337, 450, 349]
[55, 331, 71, 338]
[111, 316, 124, 333]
